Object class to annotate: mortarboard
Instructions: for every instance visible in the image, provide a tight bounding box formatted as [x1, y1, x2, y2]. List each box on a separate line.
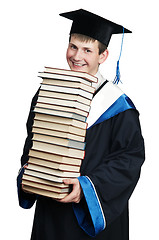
[59, 9, 131, 48]
[60, 9, 132, 84]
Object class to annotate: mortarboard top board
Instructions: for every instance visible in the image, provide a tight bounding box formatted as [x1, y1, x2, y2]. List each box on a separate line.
[60, 8, 132, 47]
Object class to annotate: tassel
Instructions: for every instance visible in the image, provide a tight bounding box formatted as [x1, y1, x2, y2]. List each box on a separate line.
[113, 27, 124, 85]
[113, 60, 122, 84]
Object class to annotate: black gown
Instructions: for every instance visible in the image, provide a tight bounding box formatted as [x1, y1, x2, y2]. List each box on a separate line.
[17, 81, 145, 240]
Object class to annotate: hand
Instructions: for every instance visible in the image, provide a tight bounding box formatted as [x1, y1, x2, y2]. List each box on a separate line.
[57, 178, 83, 203]
[22, 184, 33, 194]
[21, 164, 33, 194]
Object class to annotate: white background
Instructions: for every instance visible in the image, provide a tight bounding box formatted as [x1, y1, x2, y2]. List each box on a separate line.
[0, 0, 158, 239]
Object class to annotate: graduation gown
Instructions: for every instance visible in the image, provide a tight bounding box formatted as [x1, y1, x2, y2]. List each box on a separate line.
[17, 79, 145, 240]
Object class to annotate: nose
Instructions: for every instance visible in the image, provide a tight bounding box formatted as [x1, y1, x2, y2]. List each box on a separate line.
[73, 49, 83, 61]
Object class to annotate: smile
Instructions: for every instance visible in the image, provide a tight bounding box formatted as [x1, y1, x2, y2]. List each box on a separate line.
[71, 61, 87, 67]
[74, 63, 84, 66]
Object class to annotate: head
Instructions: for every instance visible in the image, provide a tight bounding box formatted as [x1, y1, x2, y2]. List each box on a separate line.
[66, 33, 109, 75]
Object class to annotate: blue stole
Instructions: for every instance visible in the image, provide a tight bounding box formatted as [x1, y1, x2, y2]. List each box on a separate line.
[89, 93, 136, 129]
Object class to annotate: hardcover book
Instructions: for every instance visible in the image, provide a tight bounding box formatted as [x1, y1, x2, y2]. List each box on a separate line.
[22, 67, 96, 199]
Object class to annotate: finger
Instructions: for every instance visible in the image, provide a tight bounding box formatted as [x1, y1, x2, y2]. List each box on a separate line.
[63, 178, 78, 185]
[58, 192, 75, 203]
[58, 190, 80, 203]
[58, 182, 81, 203]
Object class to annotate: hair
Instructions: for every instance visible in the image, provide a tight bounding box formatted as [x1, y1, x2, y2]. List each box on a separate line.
[69, 33, 107, 55]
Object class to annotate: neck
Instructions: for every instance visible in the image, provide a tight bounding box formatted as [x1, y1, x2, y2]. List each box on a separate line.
[92, 71, 106, 90]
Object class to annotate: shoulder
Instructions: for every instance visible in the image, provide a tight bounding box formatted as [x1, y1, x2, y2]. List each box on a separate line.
[87, 81, 137, 129]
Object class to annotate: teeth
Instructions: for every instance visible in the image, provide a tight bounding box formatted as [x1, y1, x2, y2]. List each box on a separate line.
[73, 63, 84, 66]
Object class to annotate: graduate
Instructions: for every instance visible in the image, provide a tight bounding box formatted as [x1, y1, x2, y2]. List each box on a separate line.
[17, 9, 145, 240]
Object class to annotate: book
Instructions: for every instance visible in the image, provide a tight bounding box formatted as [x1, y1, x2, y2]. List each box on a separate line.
[38, 90, 91, 106]
[22, 67, 98, 199]
[32, 140, 85, 159]
[22, 179, 70, 193]
[34, 103, 88, 119]
[40, 84, 93, 100]
[41, 78, 95, 94]
[33, 120, 86, 137]
[38, 72, 92, 86]
[32, 133, 86, 150]
[34, 113, 87, 130]
[22, 174, 70, 189]
[27, 163, 81, 178]
[28, 157, 80, 172]
[36, 96, 90, 112]
[44, 66, 98, 83]
[22, 185, 68, 199]
[32, 127, 85, 142]
[29, 149, 82, 166]
[24, 168, 65, 183]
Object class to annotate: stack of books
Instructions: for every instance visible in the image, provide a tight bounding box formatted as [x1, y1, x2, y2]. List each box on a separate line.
[22, 67, 97, 199]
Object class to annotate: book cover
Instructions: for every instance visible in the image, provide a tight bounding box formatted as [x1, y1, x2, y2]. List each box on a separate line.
[32, 127, 85, 142]
[24, 169, 64, 183]
[22, 185, 68, 199]
[34, 104, 88, 119]
[28, 157, 80, 172]
[22, 174, 69, 188]
[40, 84, 93, 100]
[38, 72, 92, 86]
[37, 96, 90, 112]
[41, 78, 95, 94]
[32, 133, 86, 150]
[29, 149, 82, 166]
[34, 113, 87, 129]
[22, 179, 70, 193]
[33, 119, 86, 137]
[32, 140, 85, 159]
[38, 89, 91, 106]
[27, 163, 81, 178]
[44, 66, 98, 83]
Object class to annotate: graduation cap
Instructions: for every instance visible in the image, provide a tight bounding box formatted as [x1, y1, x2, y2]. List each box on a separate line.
[60, 9, 131, 47]
[60, 9, 132, 84]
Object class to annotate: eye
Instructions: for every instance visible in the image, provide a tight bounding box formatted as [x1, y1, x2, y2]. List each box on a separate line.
[70, 44, 77, 50]
[85, 49, 92, 53]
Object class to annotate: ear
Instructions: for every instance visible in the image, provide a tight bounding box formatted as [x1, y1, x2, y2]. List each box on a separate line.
[99, 49, 109, 64]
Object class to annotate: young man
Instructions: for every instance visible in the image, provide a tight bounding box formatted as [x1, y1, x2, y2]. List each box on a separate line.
[17, 9, 145, 240]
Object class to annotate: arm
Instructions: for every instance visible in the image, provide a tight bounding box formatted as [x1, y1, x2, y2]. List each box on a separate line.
[73, 109, 145, 236]
[17, 89, 40, 209]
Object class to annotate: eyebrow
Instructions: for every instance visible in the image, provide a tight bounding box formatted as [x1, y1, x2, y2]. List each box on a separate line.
[84, 47, 92, 50]
[69, 42, 93, 50]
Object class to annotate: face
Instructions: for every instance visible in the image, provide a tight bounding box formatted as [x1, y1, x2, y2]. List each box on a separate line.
[66, 35, 108, 75]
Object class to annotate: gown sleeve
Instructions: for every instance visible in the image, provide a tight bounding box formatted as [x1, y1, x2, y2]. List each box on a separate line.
[73, 109, 145, 237]
[17, 89, 40, 209]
